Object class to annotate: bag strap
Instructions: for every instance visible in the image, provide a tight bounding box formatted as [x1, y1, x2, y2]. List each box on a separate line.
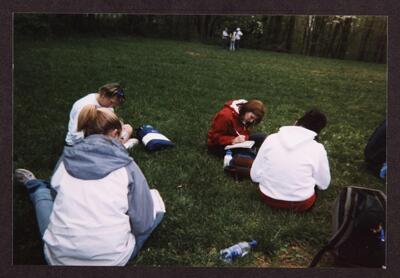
[309, 187, 358, 267]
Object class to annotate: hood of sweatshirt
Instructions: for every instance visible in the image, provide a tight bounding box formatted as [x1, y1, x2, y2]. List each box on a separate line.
[225, 99, 247, 114]
[62, 134, 133, 180]
[277, 126, 317, 150]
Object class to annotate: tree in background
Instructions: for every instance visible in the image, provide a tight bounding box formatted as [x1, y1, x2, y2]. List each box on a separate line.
[14, 14, 387, 63]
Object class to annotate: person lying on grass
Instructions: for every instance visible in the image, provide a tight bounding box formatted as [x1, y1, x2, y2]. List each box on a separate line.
[65, 82, 137, 148]
[250, 109, 331, 212]
[207, 99, 267, 157]
[15, 104, 165, 266]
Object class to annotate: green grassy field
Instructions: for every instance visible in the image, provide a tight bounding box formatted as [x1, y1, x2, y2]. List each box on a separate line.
[13, 36, 386, 267]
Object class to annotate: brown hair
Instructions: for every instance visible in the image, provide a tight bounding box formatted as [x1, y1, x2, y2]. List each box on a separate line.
[98, 83, 122, 98]
[239, 99, 266, 125]
[77, 104, 122, 137]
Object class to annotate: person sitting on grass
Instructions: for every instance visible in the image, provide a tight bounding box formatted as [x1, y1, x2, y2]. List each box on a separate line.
[250, 109, 331, 212]
[65, 83, 137, 148]
[15, 104, 165, 266]
[207, 99, 267, 157]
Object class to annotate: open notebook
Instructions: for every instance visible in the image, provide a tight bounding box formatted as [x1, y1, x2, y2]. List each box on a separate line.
[150, 189, 166, 218]
[224, 140, 255, 150]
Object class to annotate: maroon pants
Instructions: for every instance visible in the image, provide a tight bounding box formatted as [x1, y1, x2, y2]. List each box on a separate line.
[259, 189, 316, 213]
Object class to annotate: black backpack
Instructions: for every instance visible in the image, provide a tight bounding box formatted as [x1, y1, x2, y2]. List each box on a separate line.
[309, 186, 386, 268]
[364, 120, 386, 175]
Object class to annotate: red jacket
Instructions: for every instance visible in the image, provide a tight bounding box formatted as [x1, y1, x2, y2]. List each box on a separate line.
[207, 100, 250, 147]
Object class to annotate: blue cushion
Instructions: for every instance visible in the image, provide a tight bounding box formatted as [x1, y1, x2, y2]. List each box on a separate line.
[136, 125, 174, 151]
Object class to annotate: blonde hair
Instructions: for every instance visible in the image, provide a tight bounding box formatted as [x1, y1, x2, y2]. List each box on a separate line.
[98, 83, 121, 98]
[77, 104, 122, 137]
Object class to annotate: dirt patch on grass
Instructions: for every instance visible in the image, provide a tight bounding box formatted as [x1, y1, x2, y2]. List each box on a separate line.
[185, 51, 201, 57]
[274, 243, 315, 268]
[310, 70, 326, 76]
[254, 254, 273, 267]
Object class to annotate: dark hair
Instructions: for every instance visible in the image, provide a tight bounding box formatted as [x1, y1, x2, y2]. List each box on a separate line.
[239, 99, 266, 125]
[296, 109, 327, 134]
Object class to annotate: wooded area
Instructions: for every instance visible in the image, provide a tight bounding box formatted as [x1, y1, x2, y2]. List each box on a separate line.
[14, 14, 387, 63]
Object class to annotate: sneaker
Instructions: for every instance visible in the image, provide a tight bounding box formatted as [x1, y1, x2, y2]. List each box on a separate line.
[15, 168, 36, 185]
[124, 138, 140, 150]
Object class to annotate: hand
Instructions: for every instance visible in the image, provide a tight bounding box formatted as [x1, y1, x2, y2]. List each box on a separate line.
[232, 135, 246, 144]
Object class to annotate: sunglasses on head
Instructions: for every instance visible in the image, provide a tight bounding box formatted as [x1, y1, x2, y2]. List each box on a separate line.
[112, 89, 126, 103]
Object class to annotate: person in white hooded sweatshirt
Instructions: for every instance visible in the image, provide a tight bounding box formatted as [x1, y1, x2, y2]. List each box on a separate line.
[250, 109, 330, 212]
[15, 105, 165, 266]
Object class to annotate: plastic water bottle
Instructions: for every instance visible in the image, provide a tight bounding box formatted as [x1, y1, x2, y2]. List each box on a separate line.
[379, 162, 387, 179]
[219, 240, 257, 263]
[223, 150, 233, 168]
[379, 226, 385, 242]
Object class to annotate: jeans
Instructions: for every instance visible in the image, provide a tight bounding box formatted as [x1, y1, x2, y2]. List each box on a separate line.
[27, 179, 164, 263]
[222, 38, 229, 49]
[129, 211, 165, 260]
[230, 41, 235, 51]
[26, 179, 55, 237]
[235, 40, 240, 50]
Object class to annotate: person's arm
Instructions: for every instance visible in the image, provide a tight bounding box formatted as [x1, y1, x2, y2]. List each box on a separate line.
[125, 161, 155, 236]
[211, 114, 249, 145]
[250, 136, 270, 183]
[49, 154, 65, 191]
[67, 107, 84, 145]
[314, 147, 331, 190]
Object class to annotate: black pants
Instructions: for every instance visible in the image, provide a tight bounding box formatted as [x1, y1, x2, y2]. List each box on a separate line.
[222, 38, 229, 49]
[208, 133, 268, 158]
[235, 40, 240, 50]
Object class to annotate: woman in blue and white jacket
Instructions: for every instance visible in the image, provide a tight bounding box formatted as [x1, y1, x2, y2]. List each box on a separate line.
[15, 105, 165, 266]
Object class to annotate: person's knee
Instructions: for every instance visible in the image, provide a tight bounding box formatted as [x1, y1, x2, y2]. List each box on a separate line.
[120, 124, 134, 143]
[123, 124, 133, 136]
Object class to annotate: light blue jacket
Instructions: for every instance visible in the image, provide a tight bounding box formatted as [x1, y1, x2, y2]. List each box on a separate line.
[44, 134, 156, 265]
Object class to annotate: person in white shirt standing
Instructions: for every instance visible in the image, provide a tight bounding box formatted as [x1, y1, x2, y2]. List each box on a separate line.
[250, 109, 331, 212]
[65, 83, 135, 147]
[235, 28, 243, 50]
[221, 27, 229, 49]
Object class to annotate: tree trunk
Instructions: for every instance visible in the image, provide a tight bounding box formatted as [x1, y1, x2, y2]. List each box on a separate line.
[309, 16, 326, 56]
[358, 18, 374, 60]
[302, 16, 314, 55]
[262, 16, 273, 49]
[207, 16, 218, 40]
[271, 16, 283, 46]
[327, 21, 340, 58]
[285, 16, 296, 52]
[374, 20, 387, 63]
[336, 17, 353, 59]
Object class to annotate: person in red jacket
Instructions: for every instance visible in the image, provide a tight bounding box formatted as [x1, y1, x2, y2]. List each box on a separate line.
[207, 99, 266, 157]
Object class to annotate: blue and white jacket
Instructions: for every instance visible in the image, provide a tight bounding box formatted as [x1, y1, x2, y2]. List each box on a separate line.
[43, 134, 160, 266]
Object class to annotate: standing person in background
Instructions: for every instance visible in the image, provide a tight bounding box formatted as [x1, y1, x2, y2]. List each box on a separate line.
[221, 27, 229, 49]
[15, 105, 165, 265]
[229, 30, 237, 51]
[250, 109, 331, 212]
[235, 28, 243, 50]
[207, 99, 267, 157]
[65, 83, 135, 147]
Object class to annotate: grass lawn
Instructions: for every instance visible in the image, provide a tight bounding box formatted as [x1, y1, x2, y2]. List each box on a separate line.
[13, 36, 386, 267]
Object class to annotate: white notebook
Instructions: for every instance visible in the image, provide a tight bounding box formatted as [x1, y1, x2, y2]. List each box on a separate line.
[224, 140, 255, 150]
[150, 189, 166, 218]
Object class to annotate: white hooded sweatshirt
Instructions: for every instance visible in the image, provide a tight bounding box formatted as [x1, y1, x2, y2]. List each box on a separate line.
[250, 126, 330, 201]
